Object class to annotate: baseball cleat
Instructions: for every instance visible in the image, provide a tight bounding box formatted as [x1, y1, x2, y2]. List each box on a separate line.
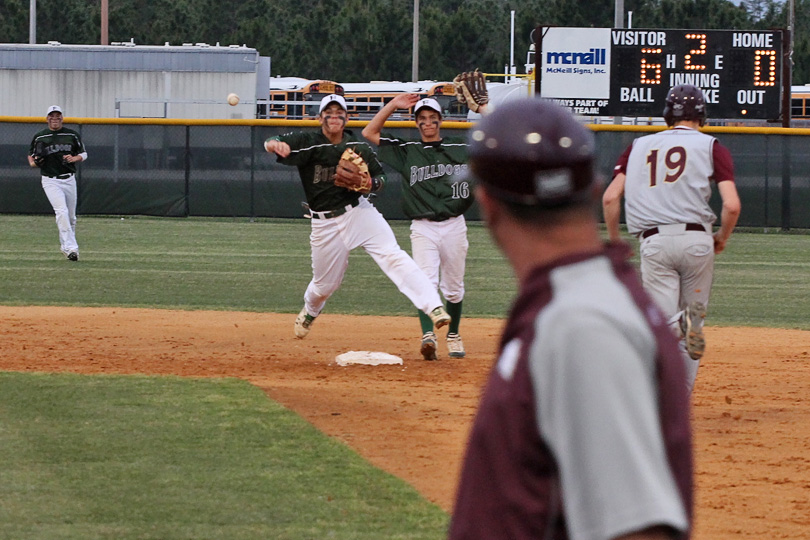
[682, 301, 706, 360]
[446, 333, 466, 358]
[294, 307, 315, 339]
[421, 331, 438, 361]
[428, 306, 451, 329]
[67, 252, 79, 261]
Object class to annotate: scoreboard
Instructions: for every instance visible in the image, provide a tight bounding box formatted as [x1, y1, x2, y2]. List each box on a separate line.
[610, 29, 782, 118]
[538, 28, 784, 120]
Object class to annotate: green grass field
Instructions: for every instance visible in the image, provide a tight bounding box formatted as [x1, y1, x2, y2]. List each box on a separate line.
[1, 215, 808, 328]
[0, 373, 448, 540]
[0, 214, 808, 539]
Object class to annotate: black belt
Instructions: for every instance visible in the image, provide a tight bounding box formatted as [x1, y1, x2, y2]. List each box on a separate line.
[309, 199, 360, 219]
[641, 223, 706, 239]
[45, 173, 72, 180]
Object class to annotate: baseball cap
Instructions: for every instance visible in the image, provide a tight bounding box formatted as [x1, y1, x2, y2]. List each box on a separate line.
[468, 97, 595, 207]
[414, 98, 442, 117]
[318, 94, 347, 113]
[46, 105, 63, 116]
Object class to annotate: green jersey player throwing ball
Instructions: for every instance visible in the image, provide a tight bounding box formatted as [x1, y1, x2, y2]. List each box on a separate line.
[265, 94, 451, 343]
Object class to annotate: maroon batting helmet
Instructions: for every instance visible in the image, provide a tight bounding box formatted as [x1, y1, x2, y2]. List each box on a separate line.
[467, 98, 595, 208]
[663, 84, 707, 127]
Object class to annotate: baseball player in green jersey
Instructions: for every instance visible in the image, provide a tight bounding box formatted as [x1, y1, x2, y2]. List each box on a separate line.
[264, 94, 451, 340]
[28, 105, 88, 261]
[363, 94, 480, 360]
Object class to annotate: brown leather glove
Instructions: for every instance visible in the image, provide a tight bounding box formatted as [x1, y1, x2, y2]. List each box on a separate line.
[334, 148, 372, 193]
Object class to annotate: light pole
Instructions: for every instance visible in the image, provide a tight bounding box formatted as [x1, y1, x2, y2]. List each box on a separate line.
[412, 0, 420, 82]
[614, 0, 624, 28]
[783, 0, 794, 127]
[102, 0, 109, 45]
[788, 0, 795, 79]
[29, 0, 36, 44]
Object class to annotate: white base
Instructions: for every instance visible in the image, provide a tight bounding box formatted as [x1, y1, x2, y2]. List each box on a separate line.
[335, 351, 403, 366]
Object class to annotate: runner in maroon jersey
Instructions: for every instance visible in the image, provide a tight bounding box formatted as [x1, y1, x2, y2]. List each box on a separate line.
[603, 84, 741, 392]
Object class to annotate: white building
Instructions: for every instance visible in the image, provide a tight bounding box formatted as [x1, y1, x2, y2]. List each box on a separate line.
[0, 42, 270, 119]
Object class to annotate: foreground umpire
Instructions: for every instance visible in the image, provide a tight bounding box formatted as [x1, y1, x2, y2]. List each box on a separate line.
[603, 84, 741, 393]
[28, 105, 87, 261]
[450, 98, 692, 540]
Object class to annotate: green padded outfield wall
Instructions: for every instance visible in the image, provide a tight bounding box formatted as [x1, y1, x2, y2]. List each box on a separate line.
[2, 118, 809, 229]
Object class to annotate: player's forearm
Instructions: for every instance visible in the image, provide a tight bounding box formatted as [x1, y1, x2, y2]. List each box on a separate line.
[716, 181, 741, 244]
[362, 101, 398, 143]
[603, 202, 622, 241]
[602, 174, 626, 242]
[263, 136, 292, 158]
[601, 191, 624, 241]
[717, 202, 740, 244]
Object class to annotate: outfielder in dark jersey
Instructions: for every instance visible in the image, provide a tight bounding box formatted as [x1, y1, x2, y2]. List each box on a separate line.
[28, 105, 88, 261]
[264, 94, 450, 340]
[363, 95, 476, 360]
[451, 98, 693, 540]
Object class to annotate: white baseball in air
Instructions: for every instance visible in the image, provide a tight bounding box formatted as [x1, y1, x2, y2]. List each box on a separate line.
[227, 93, 240, 106]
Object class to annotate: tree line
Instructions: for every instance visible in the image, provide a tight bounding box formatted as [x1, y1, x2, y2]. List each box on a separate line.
[1, 0, 805, 83]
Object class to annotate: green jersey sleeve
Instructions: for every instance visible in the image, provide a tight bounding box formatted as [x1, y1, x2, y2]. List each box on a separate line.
[376, 133, 408, 172]
[348, 141, 386, 180]
[273, 131, 315, 167]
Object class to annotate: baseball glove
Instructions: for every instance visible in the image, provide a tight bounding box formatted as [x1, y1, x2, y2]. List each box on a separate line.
[453, 69, 489, 113]
[32, 141, 46, 167]
[334, 148, 372, 193]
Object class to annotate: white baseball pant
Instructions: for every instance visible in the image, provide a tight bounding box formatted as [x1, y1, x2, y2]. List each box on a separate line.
[639, 224, 714, 391]
[41, 174, 79, 255]
[409, 215, 468, 303]
[303, 197, 443, 317]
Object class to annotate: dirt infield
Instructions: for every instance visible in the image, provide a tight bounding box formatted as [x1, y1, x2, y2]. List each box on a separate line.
[2, 306, 808, 539]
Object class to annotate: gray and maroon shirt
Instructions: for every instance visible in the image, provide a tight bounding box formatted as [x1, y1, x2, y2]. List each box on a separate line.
[449, 244, 692, 540]
[613, 126, 735, 235]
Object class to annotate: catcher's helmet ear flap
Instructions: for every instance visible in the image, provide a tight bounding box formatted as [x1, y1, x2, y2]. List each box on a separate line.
[467, 97, 595, 207]
[663, 84, 707, 127]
